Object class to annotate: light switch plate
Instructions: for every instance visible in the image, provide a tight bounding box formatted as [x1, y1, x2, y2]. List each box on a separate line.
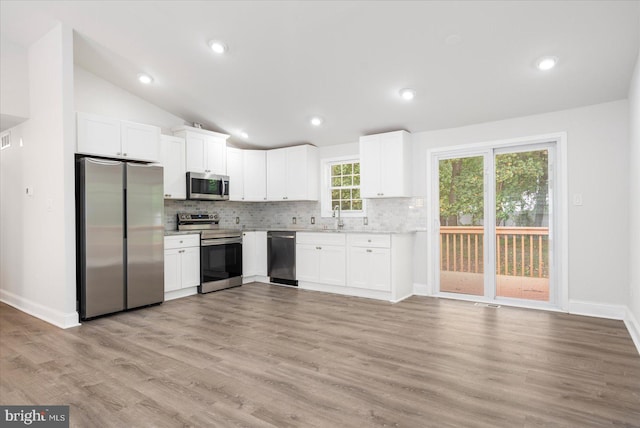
[573, 193, 583, 206]
[311, 217, 315, 225]
[363, 217, 368, 225]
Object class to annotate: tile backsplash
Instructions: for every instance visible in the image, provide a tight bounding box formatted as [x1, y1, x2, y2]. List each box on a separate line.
[164, 198, 427, 232]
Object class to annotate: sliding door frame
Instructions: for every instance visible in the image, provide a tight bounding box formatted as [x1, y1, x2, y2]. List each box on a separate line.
[426, 132, 568, 312]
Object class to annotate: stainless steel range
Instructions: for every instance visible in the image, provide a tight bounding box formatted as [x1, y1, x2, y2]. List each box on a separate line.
[177, 213, 243, 293]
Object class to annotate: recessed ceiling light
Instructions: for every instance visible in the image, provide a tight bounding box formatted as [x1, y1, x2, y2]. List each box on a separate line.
[399, 88, 416, 101]
[137, 73, 153, 84]
[209, 40, 228, 54]
[239, 131, 249, 139]
[310, 117, 323, 126]
[536, 56, 558, 71]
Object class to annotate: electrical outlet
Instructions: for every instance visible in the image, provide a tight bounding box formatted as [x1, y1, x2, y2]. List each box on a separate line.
[311, 217, 315, 225]
[235, 217, 240, 224]
[363, 217, 368, 226]
[292, 217, 297, 224]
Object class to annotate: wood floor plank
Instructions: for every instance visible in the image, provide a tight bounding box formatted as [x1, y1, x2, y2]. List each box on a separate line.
[1, 282, 639, 427]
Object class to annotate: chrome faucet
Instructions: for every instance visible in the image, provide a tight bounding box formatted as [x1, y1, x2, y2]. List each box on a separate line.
[333, 205, 344, 229]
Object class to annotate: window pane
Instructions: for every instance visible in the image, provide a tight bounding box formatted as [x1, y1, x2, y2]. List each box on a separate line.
[341, 200, 351, 210]
[341, 189, 351, 199]
[353, 189, 360, 199]
[352, 200, 362, 210]
[332, 177, 341, 187]
[331, 190, 340, 199]
[353, 163, 360, 174]
[342, 176, 352, 186]
[353, 175, 360, 185]
[342, 164, 353, 175]
[332, 200, 340, 209]
[332, 165, 342, 176]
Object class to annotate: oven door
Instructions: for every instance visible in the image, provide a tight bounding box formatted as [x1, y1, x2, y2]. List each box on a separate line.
[199, 237, 243, 293]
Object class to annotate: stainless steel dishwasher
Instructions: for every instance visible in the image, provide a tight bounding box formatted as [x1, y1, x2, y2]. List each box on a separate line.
[267, 231, 297, 286]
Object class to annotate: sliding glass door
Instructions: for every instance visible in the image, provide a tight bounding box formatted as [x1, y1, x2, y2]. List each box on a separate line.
[435, 143, 554, 306]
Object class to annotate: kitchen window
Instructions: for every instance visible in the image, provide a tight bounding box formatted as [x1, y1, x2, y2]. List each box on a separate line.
[321, 157, 366, 217]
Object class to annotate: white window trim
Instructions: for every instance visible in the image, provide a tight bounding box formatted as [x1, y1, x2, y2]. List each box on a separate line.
[320, 155, 367, 218]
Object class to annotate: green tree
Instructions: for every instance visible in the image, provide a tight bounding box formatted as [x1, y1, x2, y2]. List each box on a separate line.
[439, 150, 548, 227]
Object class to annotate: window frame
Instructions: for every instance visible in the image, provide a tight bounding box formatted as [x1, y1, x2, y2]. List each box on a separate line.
[320, 155, 367, 218]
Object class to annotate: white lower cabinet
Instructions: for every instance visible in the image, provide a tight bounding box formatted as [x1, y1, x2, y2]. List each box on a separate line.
[348, 247, 391, 291]
[242, 231, 267, 280]
[164, 235, 200, 297]
[296, 233, 346, 286]
[294, 232, 413, 302]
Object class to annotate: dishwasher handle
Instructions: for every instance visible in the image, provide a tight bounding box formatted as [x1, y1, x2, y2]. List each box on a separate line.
[267, 234, 296, 239]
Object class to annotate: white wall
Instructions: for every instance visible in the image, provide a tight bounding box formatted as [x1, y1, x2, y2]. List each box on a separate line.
[0, 24, 78, 328]
[628, 43, 640, 339]
[411, 100, 630, 312]
[0, 36, 29, 130]
[74, 65, 186, 133]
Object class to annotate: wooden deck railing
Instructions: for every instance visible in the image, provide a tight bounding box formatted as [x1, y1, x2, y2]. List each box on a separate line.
[440, 226, 549, 278]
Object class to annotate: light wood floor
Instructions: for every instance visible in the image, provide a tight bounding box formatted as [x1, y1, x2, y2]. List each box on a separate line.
[1, 283, 639, 427]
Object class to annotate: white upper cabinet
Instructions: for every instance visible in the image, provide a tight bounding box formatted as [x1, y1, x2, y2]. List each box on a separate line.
[120, 120, 161, 161]
[227, 148, 267, 202]
[160, 135, 186, 199]
[173, 126, 229, 175]
[226, 147, 245, 201]
[359, 130, 411, 198]
[77, 112, 160, 162]
[266, 145, 318, 201]
[243, 150, 267, 201]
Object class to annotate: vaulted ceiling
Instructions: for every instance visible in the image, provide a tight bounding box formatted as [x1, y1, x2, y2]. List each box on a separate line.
[1, 1, 639, 147]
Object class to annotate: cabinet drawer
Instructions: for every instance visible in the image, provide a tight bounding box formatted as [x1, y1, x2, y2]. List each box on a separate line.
[296, 232, 346, 246]
[164, 234, 200, 249]
[348, 233, 390, 248]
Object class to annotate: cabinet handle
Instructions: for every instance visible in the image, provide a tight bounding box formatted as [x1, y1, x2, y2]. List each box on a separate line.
[179, 240, 183, 243]
[316, 246, 321, 250]
[116, 152, 122, 155]
[367, 239, 372, 242]
[123, 153, 127, 156]
[366, 249, 372, 253]
[165, 194, 171, 197]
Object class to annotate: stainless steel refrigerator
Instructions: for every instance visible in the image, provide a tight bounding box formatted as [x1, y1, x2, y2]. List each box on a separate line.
[76, 157, 164, 320]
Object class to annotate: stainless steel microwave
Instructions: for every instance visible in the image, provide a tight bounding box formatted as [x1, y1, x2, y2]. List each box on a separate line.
[187, 172, 229, 201]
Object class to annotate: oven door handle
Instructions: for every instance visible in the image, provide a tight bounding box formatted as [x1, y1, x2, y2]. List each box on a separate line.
[201, 237, 243, 246]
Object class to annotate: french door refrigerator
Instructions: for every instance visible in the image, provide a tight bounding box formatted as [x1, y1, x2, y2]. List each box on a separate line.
[77, 157, 164, 320]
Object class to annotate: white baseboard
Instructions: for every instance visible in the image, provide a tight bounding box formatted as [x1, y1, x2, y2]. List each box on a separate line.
[568, 299, 627, 320]
[164, 286, 198, 301]
[0, 289, 79, 329]
[625, 308, 640, 356]
[413, 282, 429, 296]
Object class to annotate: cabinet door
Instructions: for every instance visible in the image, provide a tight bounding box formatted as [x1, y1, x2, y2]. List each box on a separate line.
[181, 247, 201, 288]
[164, 249, 181, 292]
[318, 245, 346, 286]
[254, 231, 268, 276]
[379, 133, 404, 197]
[266, 148, 287, 200]
[285, 145, 308, 201]
[296, 244, 319, 282]
[185, 133, 207, 172]
[242, 232, 256, 276]
[121, 120, 160, 162]
[160, 136, 186, 199]
[243, 150, 267, 201]
[348, 247, 370, 289]
[227, 148, 244, 201]
[77, 112, 121, 157]
[205, 136, 227, 175]
[359, 135, 382, 198]
[367, 248, 391, 291]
